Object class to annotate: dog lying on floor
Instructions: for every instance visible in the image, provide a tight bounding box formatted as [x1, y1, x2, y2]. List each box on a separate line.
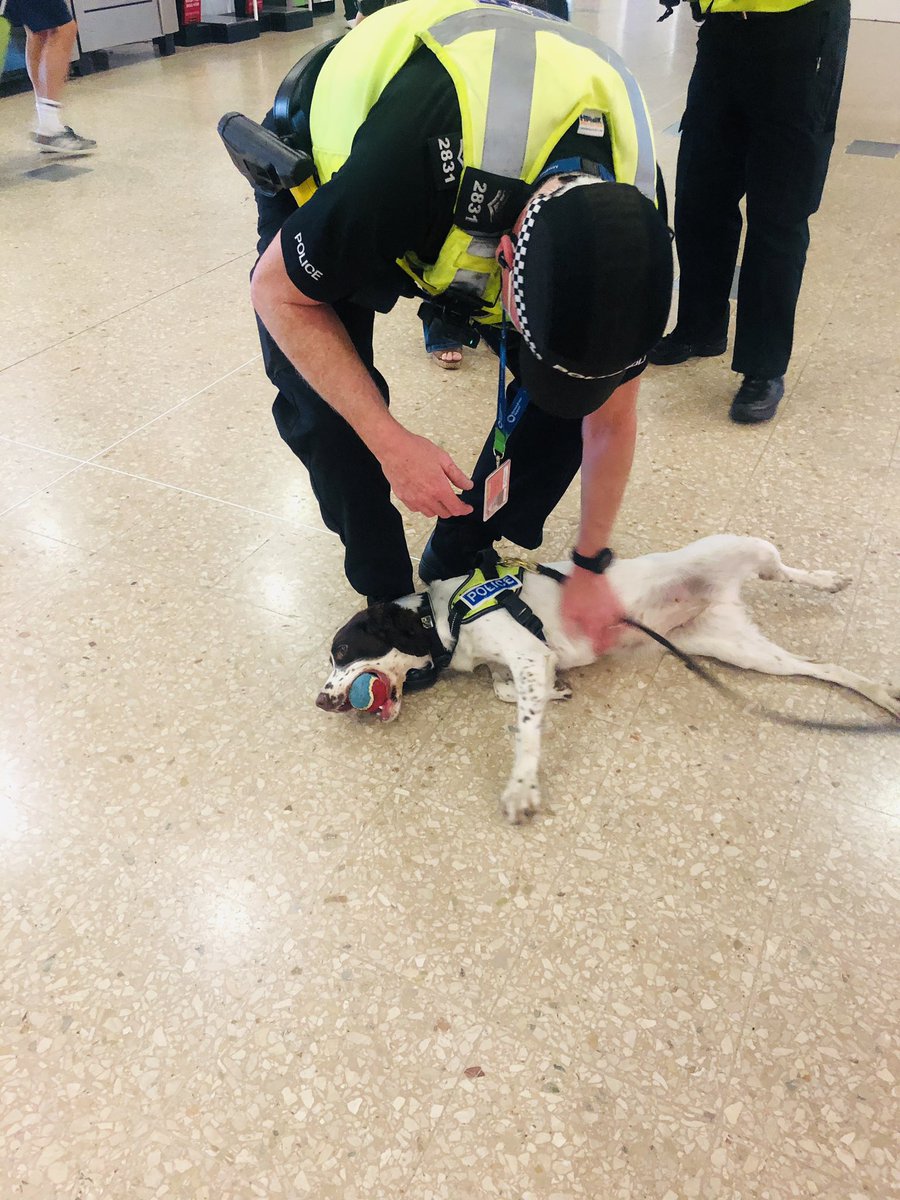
[316, 534, 900, 823]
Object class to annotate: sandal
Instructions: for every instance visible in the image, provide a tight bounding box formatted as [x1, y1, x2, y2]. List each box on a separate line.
[431, 348, 463, 370]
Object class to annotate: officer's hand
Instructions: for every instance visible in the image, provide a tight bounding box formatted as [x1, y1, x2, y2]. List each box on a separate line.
[379, 429, 474, 519]
[560, 569, 626, 655]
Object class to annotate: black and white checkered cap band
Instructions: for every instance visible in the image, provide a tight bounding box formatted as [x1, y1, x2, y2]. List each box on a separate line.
[510, 175, 645, 381]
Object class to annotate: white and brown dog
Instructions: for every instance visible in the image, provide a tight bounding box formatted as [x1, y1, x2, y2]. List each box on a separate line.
[317, 534, 900, 823]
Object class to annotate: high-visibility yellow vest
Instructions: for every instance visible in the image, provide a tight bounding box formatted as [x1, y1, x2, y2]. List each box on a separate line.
[308, 0, 658, 324]
[700, 0, 815, 12]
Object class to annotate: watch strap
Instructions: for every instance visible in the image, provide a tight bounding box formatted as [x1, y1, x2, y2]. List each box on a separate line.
[571, 547, 614, 574]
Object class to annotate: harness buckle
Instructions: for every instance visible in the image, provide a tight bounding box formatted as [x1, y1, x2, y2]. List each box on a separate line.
[499, 554, 539, 573]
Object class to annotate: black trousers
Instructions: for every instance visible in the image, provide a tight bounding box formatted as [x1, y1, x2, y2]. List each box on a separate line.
[672, 0, 850, 378]
[259, 308, 584, 601]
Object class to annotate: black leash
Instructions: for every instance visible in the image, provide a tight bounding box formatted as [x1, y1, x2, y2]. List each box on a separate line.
[621, 617, 900, 735]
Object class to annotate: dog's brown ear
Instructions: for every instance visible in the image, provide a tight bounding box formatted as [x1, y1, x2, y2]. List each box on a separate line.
[367, 603, 432, 657]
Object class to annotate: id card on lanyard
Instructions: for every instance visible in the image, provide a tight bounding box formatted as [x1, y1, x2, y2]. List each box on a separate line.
[484, 316, 530, 522]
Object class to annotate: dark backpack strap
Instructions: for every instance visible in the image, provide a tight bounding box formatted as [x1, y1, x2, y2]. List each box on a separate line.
[272, 38, 340, 141]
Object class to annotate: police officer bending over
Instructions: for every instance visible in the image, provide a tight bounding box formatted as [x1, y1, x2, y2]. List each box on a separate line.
[249, 0, 673, 653]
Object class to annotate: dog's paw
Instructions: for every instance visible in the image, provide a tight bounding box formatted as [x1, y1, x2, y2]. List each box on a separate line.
[550, 684, 572, 702]
[816, 570, 852, 593]
[871, 685, 900, 720]
[500, 777, 542, 825]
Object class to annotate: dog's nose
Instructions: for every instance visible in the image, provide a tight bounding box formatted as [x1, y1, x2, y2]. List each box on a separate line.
[316, 691, 338, 711]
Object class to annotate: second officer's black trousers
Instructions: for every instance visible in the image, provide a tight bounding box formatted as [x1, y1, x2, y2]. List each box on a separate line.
[672, 0, 850, 379]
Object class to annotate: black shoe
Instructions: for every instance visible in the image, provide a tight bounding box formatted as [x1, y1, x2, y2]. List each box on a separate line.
[648, 332, 728, 366]
[418, 535, 485, 585]
[417, 544, 445, 585]
[729, 375, 785, 425]
[404, 664, 439, 693]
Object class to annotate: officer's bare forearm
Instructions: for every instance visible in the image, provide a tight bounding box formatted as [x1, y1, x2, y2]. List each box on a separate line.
[251, 242, 400, 456]
[576, 375, 639, 556]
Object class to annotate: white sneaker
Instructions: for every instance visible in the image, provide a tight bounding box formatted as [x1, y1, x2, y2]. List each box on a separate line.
[32, 126, 97, 155]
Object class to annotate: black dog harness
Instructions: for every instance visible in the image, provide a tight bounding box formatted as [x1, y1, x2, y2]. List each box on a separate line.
[410, 548, 565, 690]
[447, 548, 565, 646]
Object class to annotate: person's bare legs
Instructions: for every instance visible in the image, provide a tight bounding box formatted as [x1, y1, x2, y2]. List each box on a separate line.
[25, 20, 77, 102]
[25, 21, 96, 153]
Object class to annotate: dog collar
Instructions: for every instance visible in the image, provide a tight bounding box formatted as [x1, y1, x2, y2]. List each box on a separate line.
[415, 593, 454, 675]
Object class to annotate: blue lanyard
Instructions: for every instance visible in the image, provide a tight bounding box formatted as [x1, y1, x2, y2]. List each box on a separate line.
[493, 315, 529, 464]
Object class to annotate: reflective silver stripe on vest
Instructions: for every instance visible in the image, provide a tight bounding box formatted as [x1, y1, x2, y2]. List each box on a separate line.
[447, 236, 499, 305]
[428, 11, 533, 302]
[483, 28, 536, 178]
[469, 235, 499, 258]
[428, 6, 656, 201]
[450, 267, 495, 298]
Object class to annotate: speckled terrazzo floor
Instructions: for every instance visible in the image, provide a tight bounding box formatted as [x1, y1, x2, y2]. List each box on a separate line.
[1, 5, 899, 1199]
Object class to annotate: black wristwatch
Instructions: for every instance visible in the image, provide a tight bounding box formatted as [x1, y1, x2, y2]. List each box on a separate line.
[571, 547, 614, 574]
